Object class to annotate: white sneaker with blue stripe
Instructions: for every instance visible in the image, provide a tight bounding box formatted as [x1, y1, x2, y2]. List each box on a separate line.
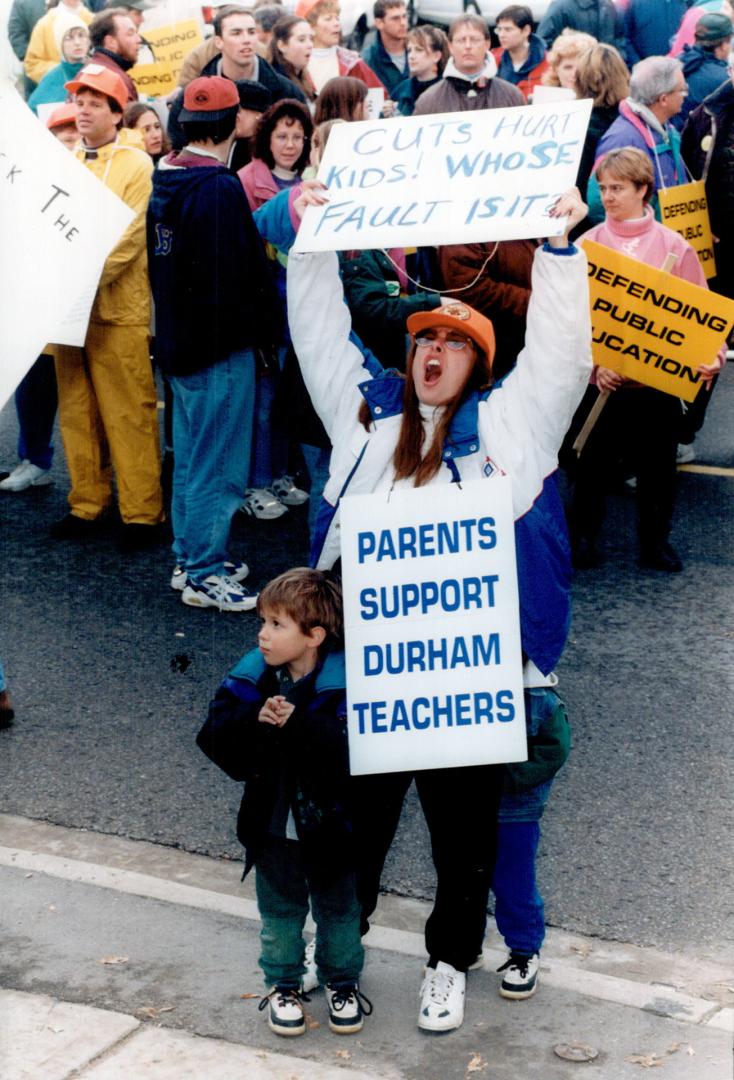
[171, 561, 249, 591]
[181, 574, 257, 612]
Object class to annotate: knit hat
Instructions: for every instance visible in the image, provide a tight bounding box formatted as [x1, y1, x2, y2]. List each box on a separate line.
[179, 75, 239, 122]
[53, 8, 89, 54]
[407, 302, 496, 368]
[694, 12, 733, 45]
[65, 63, 128, 110]
[235, 79, 271, 112]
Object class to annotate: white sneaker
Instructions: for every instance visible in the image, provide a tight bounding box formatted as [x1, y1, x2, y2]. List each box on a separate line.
[676, 444, 696, 465]
[258, 986, 305, 1037]
[302, 938, 319, 993]
[170, 561, 249, 591]
[181, 575, 257, 612]
[240, 488, 288, 520]
[271, 475, 309, 506]
[0, 460, 53, 491]
[326, 983, 372, 1035]
[497, 951, 540, 1000]
[418, 961, 465, 1032]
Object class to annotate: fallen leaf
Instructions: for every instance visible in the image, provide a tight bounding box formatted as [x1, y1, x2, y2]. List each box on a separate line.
[305, 1014, 321, 1030]
[99, 955, 129, 966]
[48, 905, 56, 912]
[24, 873, 33, 878]
[569, 942, 592, 959]
[626, 1053, 665, 1068]
[240, 993, 260, 1000]
[686, 1047, 695, 1056]
[139, 1005, 176, 1019]
[335, 1049, 351, 1060]
[47, 1026, 64, 1034]
[466, 1052, 488, 1074]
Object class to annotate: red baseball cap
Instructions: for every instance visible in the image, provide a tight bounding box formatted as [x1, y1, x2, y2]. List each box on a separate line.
[47, 102, 78, 130]
[179, 76, 239, 122]
[64, 63, 128, 111]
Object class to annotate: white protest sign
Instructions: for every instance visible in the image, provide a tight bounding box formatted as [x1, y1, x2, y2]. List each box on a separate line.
[293, 97, 592, 252]
[340, 478, 527, 776]
[531, 84, 576, 105]
[0, 84, 135, 410]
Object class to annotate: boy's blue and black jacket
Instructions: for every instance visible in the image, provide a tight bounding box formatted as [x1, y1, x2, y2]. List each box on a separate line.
[197, 648, 353, 884]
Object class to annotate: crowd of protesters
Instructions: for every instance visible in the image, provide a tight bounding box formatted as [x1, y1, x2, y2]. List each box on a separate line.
[2, 0, 732, 1044]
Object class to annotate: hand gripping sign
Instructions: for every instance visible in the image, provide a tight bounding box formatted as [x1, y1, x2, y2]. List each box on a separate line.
[339, 478, 527, 776]
[293, 98, 592, 252]
[580, 239, 734, 403]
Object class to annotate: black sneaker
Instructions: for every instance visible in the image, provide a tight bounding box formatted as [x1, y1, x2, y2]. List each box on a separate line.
[326, 982, 373, 1034]
[638, 542, 683, 573]
[497, 951, 540, 1000]
[49, 513, 103, 540]
[258, 986, 307, 1037]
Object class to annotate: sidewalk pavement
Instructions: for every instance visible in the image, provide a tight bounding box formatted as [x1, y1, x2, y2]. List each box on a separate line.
[1, 815, 732, 1080]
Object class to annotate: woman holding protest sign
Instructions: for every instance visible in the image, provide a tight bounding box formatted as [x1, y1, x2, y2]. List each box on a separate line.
[256, 181, 592, 1031]
[570, 147, 725, 572]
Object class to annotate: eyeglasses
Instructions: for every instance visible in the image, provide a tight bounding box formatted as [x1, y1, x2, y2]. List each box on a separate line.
[414, 333, 471, 351]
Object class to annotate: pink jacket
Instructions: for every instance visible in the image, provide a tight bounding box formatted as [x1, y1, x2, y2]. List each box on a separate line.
[582, 207, 706, 287]
[238, 158, 283, 212]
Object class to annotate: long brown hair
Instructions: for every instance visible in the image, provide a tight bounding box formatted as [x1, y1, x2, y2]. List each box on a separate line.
[270, 15, 318, 101]
[358, 341, 492, 486]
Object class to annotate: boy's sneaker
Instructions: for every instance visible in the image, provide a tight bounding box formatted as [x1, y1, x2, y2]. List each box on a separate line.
[418, 962, 465, 1032]
[302, 938, 319, 994]
[170, 561, 249, 592]
[676, 443, 696, 465]
[497, 951, 540, 1000]
[181, 575, 257, 612]
[326, 983, 373, 1035]
[271, 475, 309, 506]
[0, 460, 52, 491]
[239, 488, 288, 520]
[258, 986, 306, 1037]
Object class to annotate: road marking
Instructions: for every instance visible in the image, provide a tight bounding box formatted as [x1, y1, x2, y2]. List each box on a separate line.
[678, 464, 734, 477]
[0, 843, 730, 1031]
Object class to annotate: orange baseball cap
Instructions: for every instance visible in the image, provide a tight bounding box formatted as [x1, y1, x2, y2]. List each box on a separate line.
[407, 301, 496, 368]
[46, 102, 78, 130]
[65, 63, 128, 111]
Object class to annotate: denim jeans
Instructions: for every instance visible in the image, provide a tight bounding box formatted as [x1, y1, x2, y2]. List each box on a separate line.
[255, 837, 363, 989]
[169, 350, 255, 584]
[249, 349, 289, 489]
[15, 354, 58, 470]
[300, 443, 330, 539]
[492, 820, 545, 955]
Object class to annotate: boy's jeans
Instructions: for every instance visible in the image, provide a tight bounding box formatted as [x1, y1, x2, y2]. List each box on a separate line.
[256, 837, 363, 989]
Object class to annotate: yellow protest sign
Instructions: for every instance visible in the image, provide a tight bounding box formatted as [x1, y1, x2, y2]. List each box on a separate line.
[130, 20, 203, 97]
[580, 238, 734, 402]
[658, 181, 716, 280]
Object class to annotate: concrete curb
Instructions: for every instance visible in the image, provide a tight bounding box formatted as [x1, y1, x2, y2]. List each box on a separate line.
[1, 814, 732, 1037]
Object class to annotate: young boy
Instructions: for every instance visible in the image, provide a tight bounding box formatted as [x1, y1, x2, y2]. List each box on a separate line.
[197, 568, 371, 1037]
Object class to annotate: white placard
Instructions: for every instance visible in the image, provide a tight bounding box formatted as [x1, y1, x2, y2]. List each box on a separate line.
[340, 478, 527, 776]
[530, 84, 576, 104]
[0, 84, 135, 411]
[365, 87, 384, 120]
[293, 97, 592, 252]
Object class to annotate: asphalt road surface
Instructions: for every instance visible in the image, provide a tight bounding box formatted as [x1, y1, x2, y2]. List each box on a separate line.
[1, 368, 732, 965]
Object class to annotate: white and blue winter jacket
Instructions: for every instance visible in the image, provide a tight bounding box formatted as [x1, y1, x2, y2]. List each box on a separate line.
[254, 194, 593, 682]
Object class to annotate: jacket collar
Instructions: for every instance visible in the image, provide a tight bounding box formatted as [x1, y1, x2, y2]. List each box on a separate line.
[358, 372, 484, 461]
[229, 648, 345, 693]
[443, 53, 497, 86]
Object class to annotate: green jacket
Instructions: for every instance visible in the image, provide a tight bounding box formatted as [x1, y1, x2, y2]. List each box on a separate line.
[338, 248, 440, 370]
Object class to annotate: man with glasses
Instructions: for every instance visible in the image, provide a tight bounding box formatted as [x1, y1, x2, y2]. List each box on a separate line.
[587, 55, 689, 223]
[413, 13, 524, 114]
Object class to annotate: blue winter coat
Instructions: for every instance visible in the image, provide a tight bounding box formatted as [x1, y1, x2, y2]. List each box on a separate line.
[676, 44, 730, 129]
[624, 0, 694, 64]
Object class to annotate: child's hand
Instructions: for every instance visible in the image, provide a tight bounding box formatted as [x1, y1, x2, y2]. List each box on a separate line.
[258, 696, 295, 727]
